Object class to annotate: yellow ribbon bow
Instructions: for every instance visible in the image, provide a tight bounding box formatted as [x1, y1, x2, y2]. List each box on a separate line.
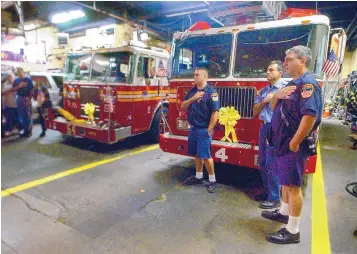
[218, 106, 240, 142]
[84, 103, 96, 124]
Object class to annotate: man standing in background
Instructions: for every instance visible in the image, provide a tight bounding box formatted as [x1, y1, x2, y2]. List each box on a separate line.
[253, 61, 287, 209]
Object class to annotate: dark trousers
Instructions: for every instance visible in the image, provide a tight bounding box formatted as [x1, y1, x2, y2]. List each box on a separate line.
[259, 123, 280, 201]
[37, 107, 46, 133]
[16, 96, 32, 134]
[4, 107, 18, 132]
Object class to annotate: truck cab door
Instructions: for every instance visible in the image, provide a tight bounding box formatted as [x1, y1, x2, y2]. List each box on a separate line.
[132, 54, 155, 134]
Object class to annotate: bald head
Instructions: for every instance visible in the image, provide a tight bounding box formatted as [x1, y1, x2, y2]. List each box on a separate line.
[194, 67, 208, 87]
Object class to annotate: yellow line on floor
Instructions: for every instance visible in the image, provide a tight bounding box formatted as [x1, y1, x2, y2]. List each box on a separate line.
[311, 143, 331, 254]
[1, 144, 159, 198]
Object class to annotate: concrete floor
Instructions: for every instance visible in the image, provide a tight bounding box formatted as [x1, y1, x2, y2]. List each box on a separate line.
[1, 119, 356, 254]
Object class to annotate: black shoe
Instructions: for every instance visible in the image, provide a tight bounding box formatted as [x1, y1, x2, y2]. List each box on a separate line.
[266, 228, 300, 244]
[39, 132, 46, 137]
[184, 176, 203, 185]
[254, 193, 268, 201]
[259, 200, 281, 209]
[207, 181, 216, 193]
[20, 132, 32, 138]
[261, 209, 289, 224]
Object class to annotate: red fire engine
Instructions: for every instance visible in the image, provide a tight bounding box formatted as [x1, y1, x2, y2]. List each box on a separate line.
[46, 41, 170, 144]
[159, 14, 345, 174]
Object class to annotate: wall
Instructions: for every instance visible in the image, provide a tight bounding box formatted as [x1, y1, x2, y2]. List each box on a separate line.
[115, 23, 134, 47]
[352, 48, 357, 71]
[68, 35, 91, 51]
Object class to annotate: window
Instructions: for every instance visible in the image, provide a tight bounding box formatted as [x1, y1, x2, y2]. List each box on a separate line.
[91, 52, 133, 83]
[234, 24, 329, 78]
[51, 75, 63, 88]
[31, 75, 51, 88]
[65, 54, 91, 81]
[137, 56, 156, 79]
[172, 34, 233, 78]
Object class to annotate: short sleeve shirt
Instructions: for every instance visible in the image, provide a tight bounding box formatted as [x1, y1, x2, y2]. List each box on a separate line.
[184, 84, 220, 128]
[271, 72, 322, 156]
[13, 77, 34, 97]
[254, 79, 287, 123]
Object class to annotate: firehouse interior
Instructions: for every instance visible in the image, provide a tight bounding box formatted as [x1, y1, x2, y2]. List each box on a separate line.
[1, 1, 357, 253]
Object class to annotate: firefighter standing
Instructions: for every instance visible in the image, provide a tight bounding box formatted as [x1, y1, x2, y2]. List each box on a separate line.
[253, 61, 287, 209]
[262, 46, 322, 244]
[181, 67, 220, 193]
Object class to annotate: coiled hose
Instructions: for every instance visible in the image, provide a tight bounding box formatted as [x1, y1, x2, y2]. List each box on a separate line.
[345, 182, 357, 198]
[345, 182, 357, 237]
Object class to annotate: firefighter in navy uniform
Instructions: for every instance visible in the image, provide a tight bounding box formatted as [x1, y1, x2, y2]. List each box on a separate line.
[262, 46, 322, 244]
[181, 67, 220, 193]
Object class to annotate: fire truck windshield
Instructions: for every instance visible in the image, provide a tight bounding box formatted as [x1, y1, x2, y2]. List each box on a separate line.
[234, 24, 329, 79]
[92, 52, 133, 83]
[171, 33, 233, 79]
[64, 54, 92, 81]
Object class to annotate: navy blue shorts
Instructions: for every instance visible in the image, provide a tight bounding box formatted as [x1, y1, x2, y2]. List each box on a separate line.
[276, 149, 309, 187]
[188, 127, 213, 159]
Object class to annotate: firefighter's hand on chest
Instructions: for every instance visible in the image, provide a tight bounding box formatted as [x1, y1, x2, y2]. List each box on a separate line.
[192, 91, 205, 102]
[274, 86, 297, 99]
[263, 93, 274, 103]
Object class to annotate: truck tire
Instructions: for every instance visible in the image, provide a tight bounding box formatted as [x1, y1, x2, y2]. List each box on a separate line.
[147, 105, 168, 143]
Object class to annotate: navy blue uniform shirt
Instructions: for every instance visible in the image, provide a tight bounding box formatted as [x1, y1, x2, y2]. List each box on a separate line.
[184, 84, 220, 128]
[13, 77, 34, 97]
[271, 72, 322, 156]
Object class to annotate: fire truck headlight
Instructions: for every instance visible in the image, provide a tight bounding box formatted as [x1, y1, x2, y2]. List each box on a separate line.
[176, 119, 190, 130]
[68, 91, 77, 99]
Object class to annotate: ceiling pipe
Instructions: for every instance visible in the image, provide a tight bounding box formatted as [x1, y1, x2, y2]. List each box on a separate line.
[14, 1, 25, 38]
[210, 16, 224, 27]
[73, 1, 164, 39]
[346, 12, 357, 35]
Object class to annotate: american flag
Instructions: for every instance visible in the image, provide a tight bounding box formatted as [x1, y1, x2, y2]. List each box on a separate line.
[155, 60, 167, 77]
[322, 49, 340, 77]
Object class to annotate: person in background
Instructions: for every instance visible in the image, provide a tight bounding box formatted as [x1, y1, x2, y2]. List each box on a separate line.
[181, 67, 220, 193]
[58, 85, 64, 108]
[253, 61, 287, 209]
[39, 90, 52, 137]
[2, 72, 19, 136]
[7, 68, 34, 137]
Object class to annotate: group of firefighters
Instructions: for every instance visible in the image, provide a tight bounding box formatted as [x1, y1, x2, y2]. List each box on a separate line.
[1, 67, 53, 138]
[2, 44, 323, 245]
[182, 45, 322, 245]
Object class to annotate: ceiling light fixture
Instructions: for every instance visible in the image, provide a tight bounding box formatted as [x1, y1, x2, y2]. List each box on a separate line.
[51, 10, 85, 24]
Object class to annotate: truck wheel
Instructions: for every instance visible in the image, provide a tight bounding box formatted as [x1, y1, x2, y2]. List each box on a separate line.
[148, 106, 168, 143]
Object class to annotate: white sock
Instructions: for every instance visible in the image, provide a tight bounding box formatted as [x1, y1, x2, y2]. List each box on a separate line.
[209, 174, 216, 183]
[286, 215, 300, 234]
[196, 172, 203, 179]
[279, 201, 289, 216]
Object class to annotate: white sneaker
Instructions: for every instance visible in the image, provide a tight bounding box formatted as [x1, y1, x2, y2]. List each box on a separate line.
[19, 130, 25, 135]
[5, 131, 11, 137]
[12, 129, 19, 134]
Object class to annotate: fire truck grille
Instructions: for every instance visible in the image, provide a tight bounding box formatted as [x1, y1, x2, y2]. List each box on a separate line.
[79, 86, 101, 118]
[215, 87, 256, 119]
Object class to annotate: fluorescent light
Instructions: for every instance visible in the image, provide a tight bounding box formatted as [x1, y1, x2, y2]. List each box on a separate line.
[165, 9, 208, 18]
[51, 10, 85, 24]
